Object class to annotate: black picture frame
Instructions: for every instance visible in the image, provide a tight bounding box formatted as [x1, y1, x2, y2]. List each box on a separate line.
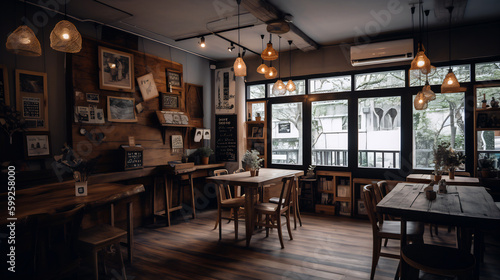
[161, 92, 179, 109]
[166, 69, 182, 89]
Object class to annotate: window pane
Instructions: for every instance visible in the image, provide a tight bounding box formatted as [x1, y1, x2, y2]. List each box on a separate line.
[268, 80, 305, 97]
[477, 131, 500, 169]
[413, 92, 465, 170]
[410, 64, 470, 87]
[311, 100, 348, 166]
[475, 61, 500, 81]
[249, 102, 265, 121]
[248, 84, 265, 99]
[271, 103, 303, 165]
[358, 96, 401, 168]
[476, 87, 500, 109]
[355, 70, 405, 91]
[309, 76, 351, 94]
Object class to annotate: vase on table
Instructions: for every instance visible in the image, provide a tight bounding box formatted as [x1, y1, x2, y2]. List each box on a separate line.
[433, 174, 442, 182]
[250, 169, 258, 177]
[449, 168, 455, 179]
[201, 156, 209, 165]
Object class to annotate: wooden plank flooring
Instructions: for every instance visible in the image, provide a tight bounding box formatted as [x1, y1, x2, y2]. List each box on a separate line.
[85, 210, 500, 280]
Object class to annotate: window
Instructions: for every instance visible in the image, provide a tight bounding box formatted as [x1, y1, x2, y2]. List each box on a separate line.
[309, 76, 351, 94]
[268, 80, 306, 97]
[248, 84, 265, 99]
[476, 87, 500, 108]
[271, 103, 303, 165]
[410, 65, 470, 87]
[413, 92, 465, 169]
[475, 61, 500, 81]
[358, 96, 401, 168]
[355, 70, 405, 91]
[247, 101, 266, 121]
[311, 100, 348, 166]
[477, 131, 500, 166]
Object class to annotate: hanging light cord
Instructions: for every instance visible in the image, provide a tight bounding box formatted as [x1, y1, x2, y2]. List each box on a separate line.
[261, 34, 265, 64]
[447, 5, 454, 68]
[64, 0, 67, 19]
[289, 41, 292, 78]
[278, 36, 281, 80]
[237, 0, 240, 56]
[411, 6, 415, 49]
[425, 9, 430, 57]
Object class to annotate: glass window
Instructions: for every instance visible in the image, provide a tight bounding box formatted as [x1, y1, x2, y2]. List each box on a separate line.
[271, 103, 303, 165]
[268, 80, 306, 97]
[475, 61, 500, 81]
[410, 64, 470, 87]
[311, 100, 348, 166]
[248, 84, 265, 99]
[358, 96, 401, 168]
[309, 76, 351, 94]
[477, 131, 500, 169]
[476, 87, 500, 109]
[413, 92, 465, 169]
[247, 101, 265, 121]
[355, 70, 405, 91]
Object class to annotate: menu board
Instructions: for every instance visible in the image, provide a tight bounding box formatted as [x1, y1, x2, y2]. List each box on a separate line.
[215, 114, 237, 162]
[120, 145, 144, 170]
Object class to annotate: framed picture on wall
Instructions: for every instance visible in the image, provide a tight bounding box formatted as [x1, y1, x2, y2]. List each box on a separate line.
[161, 92, 179, 110]
[137, 72, 159, 101]
[0, 65, 10, 105]
[98, 46, 135, 92]
[16, 69, 48, 131]
[166, 69, 182, 89]
[107, 96, 137, 122]
[24, 132, 51, 159]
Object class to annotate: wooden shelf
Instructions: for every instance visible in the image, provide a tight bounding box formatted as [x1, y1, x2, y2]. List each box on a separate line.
[315, 171, 352, 217]
[476, 107, 500, 112]
[246, 120, 267, 168]
[318, 190, 335, 194]
[476, 127, 500, 131]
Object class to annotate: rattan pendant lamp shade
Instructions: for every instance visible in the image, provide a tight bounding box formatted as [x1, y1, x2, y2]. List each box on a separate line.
[233, 0, 246, 77]
[272, 36, 286, 96]
[414, 91, 428, 110]
[261, 34, 278, 61]
[265, 62, 277, 79]
[6, 25, 42, 56]
[441, 6, 465, 93]
[286, 40, 296, 92]
[50, 20, 82, 53]
[257, 34, 268, 74]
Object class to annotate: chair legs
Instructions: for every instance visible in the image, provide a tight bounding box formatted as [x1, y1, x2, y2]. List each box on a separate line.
[218, 207, 239, 241]
[370, 237, 382, 280]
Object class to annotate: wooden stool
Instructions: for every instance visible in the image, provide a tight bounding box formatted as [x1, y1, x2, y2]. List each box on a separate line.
[79, 224, 128, 280]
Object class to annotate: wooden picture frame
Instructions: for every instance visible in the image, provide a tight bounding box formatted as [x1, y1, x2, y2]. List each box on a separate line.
[166, 69, 182, 89]
[137, 72, 159, 101]
[107, 96, 137, 122]
[98, 46, 135, 92]
[16, 69, 48, 131]
[24, 132, 51, 159]
[0, 65, 10, 105]
[161, 92, 179, 110]
[251, 126, 263, 138]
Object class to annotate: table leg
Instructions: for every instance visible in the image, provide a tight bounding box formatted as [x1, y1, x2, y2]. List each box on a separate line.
[164, 174, 171, 227]
[189, 173, 196, 219]
[245, 188, 256, 247]
[400, 217, 408, 280]
[473, 228, 482, 280]
[294, 179, 302, 228]
[127, 201, 133, 264]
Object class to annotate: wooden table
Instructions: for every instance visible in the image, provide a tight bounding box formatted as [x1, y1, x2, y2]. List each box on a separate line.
[377, 183, 500, 279]
[0, 183, 145, 262]
[406, 174, 480, 186]
[205, 168, 304, 246]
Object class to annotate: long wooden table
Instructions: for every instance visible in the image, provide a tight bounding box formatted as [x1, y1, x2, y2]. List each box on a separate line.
[406, 173, 480, 186]
[205, 168, 304, 246]
[377, 183, 500, 279]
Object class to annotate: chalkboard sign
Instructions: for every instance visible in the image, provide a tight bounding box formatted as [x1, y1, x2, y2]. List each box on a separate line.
[215, 115, 237, 162]
[120, 145, 144, 170]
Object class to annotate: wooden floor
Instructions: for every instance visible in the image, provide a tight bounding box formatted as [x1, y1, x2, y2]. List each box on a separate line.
[85, 210, 500, 280]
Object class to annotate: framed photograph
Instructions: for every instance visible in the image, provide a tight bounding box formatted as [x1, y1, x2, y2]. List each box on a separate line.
[98, 46, 135, 92]
[166, 69, 182, 89]
[357, 200, 367, 215]
[24, 132, 50, 159]
[86, 92, 99, 103]
[107, 96, 137, 122]
[0, 65, 10, 105]
[251, 126, 263, 138]
[337, 185, 350, 198]
[16, 69, 48, 131]
[171, 135, 183, 149]
[137, 73, 159, 101]
[161, 92, 179, 109]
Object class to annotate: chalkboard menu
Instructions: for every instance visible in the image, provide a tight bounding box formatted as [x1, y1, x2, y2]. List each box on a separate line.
[215, 114, 237, 162]
[120, 145, 144, 170]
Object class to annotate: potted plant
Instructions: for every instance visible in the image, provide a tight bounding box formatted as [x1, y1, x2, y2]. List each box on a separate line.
[432, 141, 450, 181]
[197, 146, 213, 165]
[242, 150, 264, 176]
[305, 165, 316, 178]
[444, 148, 466, 179]
[478, 156, 497, 178]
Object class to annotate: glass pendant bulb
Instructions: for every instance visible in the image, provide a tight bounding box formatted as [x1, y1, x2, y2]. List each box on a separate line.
[256, 63, 268, 74]
[414, 91, 428, 110]
[234, 54, 246, 77]
[272, 79, 287, 96]
[6, 25, 42, 56]
[265, 66, 277, 79]
[50, 20, 82, 53]
[261, 43, 278, 61]
[286, 79, 296, 92]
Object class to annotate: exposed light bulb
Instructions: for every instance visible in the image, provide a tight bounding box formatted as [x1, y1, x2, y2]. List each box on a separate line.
[238, 64, 242, 69]
[417, 60, 425, 67]
[268, 51, 271, 55]
[447, 79, 453, 85]
[20, 37, 31, 44]
[419, 98, 424, 104]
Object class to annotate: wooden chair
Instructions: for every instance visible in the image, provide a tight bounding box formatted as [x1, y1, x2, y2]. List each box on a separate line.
[254, 176, 295, 249]
[213, 169, 245, 240]
[269, 176, 302, 229]
[363, 185, 424, 280]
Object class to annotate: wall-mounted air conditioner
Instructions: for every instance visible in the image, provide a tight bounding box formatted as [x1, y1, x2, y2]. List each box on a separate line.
[350, 39, 414, 66]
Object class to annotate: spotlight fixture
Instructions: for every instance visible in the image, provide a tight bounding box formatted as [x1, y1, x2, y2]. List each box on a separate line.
[199, 36, 206, 48]
[228, 43, 235, 52]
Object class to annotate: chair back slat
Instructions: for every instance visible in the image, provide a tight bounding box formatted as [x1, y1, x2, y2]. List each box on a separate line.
[363, 185, 380, 233]
[277, 176, 295, 212]
[214, 169, 231, 202]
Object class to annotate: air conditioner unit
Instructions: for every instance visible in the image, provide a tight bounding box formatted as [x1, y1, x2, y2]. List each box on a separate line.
[350, 39, 414, 66]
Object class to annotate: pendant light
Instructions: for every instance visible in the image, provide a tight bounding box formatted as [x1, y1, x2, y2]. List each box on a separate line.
[256, 34, 269, 74]
[272, 36, 286, 96]
[422, 79, 435, 101]
[50, 0, 82, 53]
[410, 4, 431, 74]
[441, 6, 465, 93]
[414, 90, 428, 110]
[233, 0, 246, 77]
[6, 1, 42, 56]
[265, 61, 277, 79]
[286, 40, 296, 92]
[261, 34, 278, 61]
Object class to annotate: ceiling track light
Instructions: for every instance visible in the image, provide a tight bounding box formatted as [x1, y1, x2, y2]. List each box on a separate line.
[228, 43, 235, 52]
[199, 36, 206, 48]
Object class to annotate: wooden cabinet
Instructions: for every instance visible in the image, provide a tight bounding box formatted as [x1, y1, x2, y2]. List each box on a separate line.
[245, 121, 267, 168]
[315, 171, 352, 216]
[352, 178, 401, 218]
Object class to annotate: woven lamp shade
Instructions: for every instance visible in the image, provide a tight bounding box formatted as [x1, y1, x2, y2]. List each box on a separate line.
[414, 91, 428, 110]
[50, 20, 82, 53]
[234, 56, 246, 77]
[272, 80, 287, 96]
[286, 79, 296, 92]
[422, 82, 435, 101]
[265, 66, 277, 79]
[410, 50, 431, 74]
[261, 43, 278, 61]
[6, 25, 42, 56]
[256, 63, 268, 74]
[441, 69, 466, 93]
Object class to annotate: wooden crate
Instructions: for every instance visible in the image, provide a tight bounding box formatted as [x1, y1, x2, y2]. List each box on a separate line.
[315, 204, 336, 215]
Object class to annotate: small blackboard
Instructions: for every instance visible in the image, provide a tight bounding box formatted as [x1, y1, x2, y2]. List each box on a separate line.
[215, 115, 237, 162]
[120, 145, 144, 170]
[279, 122, 291, 133]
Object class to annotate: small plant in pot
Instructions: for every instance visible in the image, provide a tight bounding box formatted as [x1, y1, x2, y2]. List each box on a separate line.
[478, 156, 497, 178]
[242, 150, 264, 176]
[444, 148, 465, 179]
[305, 165, 316, 178]
[197, 146, 213, 165]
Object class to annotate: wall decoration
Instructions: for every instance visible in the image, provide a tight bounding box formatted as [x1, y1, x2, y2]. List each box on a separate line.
[98, 46, 135, 92]
[215, 68, 235, 114]
[90, 107, 105, 124]
[75, 106, 89, 122]
[24, 132, 50, 159]
[120, 145, 144, 170]
[251, 126, 263, 138]
[194, 128, 203, 142]
[0, 65, 10, 105]
[357, 200, 367, 215]
[137, 72, 159, 101]
[166, 69, 182, 89]
[107, 96, 137, 122]
[171, 135, 183, 149]
[16, 69, 48, 131]
[135, 102, 144, 114]
[161, 92, 179, 109]
[86, 92, 99, 103]
[203, 129, 211, 140]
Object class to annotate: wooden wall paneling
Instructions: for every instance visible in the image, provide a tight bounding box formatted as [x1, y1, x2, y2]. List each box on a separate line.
[185, 83, 204, 128]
